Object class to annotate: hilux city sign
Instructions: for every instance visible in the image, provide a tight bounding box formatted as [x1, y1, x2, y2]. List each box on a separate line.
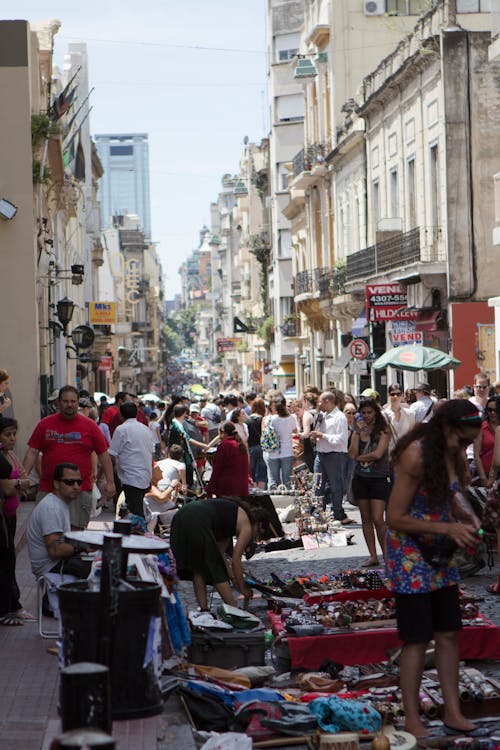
[365, 283, 419, 322]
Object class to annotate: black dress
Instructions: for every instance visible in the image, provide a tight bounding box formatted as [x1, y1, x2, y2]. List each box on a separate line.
[0, 452, 18, 616]
[170, 499, 239, 584]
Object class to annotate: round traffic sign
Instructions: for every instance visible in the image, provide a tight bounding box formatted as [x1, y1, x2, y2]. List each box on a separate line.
[350, 338, 369, 360]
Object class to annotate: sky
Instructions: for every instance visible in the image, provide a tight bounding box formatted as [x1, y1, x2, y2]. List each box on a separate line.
[8, 0, 269, 297]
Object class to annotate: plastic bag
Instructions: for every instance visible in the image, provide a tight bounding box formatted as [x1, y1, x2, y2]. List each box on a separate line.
[201, 732, 251, 750]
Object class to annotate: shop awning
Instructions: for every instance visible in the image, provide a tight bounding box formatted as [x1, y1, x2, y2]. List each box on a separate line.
[328, 348, 352, 375]
[415, 310, 441, 332]
[271, 362, 295, 378]
[352, 313, 368, 337]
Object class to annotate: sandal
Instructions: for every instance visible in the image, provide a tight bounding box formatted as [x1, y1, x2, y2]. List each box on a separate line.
[10, 609, 37, 622]
[486, 583, 500, 595]
[0, 614, 24, 626]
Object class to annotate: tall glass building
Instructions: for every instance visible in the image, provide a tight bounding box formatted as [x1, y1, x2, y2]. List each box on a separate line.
[95, 133, 151, 238]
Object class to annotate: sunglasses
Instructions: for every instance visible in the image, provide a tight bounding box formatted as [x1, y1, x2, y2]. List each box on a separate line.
[60, 478, 83, 486]
[389, 392, 402, 396]
[487, 407, 497, 413]
[475, 385, 488, 390]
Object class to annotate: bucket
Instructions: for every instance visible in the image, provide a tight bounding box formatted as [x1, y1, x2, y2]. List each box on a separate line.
[58, 580, 162, 719]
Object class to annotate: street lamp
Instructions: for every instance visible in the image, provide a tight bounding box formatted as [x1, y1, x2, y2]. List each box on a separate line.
[56, 297, 75, 334]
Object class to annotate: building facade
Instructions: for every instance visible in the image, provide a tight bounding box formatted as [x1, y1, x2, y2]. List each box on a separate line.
[95, 133, 152, 238]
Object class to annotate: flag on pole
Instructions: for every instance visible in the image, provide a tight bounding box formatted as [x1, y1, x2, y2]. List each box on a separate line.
[50, 84, 77, 121]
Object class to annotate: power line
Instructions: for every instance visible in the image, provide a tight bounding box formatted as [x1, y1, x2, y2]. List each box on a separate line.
[93, 80, 263, 88]
[60, 35, 265, 54]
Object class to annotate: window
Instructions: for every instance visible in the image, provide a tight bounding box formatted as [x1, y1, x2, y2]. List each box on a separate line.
[276, 94, 304, 122]
[278, 229, 292, 259]
[407, 158, 417, 229]
[280, 171, 289, 191]
[275, 32, 300, 63]
[390, 169, 399, 218]
[278, 48, 299, 62]
[457, 0, 491, 10]
[372, 180, 380, 230]
[110, 145, 133, 156]
[429, 143, 440, 229]
[386, 0, 432, 13]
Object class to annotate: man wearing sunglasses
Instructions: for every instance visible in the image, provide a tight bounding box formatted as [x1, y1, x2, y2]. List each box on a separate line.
[27, 463, 92, 614]
[469, 372, 491, 416]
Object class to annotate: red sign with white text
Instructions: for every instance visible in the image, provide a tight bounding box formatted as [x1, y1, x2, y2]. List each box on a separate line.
[365, 283, 418, 322]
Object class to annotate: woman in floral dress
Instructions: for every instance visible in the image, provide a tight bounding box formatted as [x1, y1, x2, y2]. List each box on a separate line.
[387, 400, 485, 739]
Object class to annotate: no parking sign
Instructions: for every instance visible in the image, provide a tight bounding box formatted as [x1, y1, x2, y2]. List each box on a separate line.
[350, 338, 369, 360]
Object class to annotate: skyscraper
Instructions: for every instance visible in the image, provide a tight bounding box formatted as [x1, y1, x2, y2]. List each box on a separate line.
[95, 133, 151, 238]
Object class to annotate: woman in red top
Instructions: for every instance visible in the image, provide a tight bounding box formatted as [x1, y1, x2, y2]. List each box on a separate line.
[474, 395, 500, 484]
[205, 421, 250, 498]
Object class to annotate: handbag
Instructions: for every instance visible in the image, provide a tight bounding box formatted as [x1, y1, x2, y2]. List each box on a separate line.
[260, 417, 279, 452]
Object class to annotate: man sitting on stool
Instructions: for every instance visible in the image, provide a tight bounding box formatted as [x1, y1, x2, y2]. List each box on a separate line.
[27, 463, 92, 616]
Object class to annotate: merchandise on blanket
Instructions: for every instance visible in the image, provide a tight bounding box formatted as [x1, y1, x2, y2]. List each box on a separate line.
[165, 589, 191, 653]
[199, 731, 252, 750]
[231, 699, 318, 741]
[280, 598, 397, 633]
[188, 663, 252, 688]
[217, 603, 263, 630]
[309, 695, 382, 733]
[295, 672, 345, 693]
[232, 665, 276, 687]
[177, 683, 233, 732]
[189, 610, 234, 630]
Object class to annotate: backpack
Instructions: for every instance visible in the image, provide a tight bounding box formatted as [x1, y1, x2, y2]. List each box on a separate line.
[260, 417, 279, 452]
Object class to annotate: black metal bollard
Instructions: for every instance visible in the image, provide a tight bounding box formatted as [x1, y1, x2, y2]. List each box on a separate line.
[60, 662, 111, 734]
[52, 728, 115, 749]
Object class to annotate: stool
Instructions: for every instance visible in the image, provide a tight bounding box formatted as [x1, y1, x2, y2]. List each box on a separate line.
[37, 577, 59, 639]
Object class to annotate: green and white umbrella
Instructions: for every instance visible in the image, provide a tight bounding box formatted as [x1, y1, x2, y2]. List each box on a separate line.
[372, 344, 461, 372]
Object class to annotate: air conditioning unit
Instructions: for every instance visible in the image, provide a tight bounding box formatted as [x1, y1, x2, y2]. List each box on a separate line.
[364, 0, 386, 15]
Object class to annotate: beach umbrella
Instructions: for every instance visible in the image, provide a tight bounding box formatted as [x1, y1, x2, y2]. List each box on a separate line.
[372, 344, 460, 372]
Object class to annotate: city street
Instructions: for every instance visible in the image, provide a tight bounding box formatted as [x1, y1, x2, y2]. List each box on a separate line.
[2, 499, 500, 750]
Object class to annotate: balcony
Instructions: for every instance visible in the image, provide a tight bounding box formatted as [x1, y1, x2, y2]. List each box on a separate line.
[346, 227, 428, 281]
[291, 144, 328, 189]
[281, 319, 299, 337]
[295, 270, 315, 295]
[318, 267, 347, 299]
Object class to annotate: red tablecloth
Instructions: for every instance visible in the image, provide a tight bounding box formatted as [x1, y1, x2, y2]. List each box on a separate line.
[269, 612, 500, 669]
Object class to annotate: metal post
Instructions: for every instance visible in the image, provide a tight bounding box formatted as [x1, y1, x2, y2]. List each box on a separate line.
[99, 533, 122, 667]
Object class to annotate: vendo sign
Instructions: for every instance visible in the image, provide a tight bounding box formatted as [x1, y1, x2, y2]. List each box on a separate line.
[391, 320, 423, 346]
[365, 283, 419, 322]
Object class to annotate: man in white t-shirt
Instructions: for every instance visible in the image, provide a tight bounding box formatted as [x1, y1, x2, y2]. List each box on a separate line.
[109, 402, 155, 517]
[409, 382, 436, 423]
[469, 372, 490, 416]
[310, 390, 352, 524]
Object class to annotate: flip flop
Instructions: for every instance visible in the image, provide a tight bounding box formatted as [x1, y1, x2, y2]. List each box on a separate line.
[0, 614, 24, 626]
[486, 583, 500, 595]
[10, 609, 37, 622]
[443, 724, 491, 737]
